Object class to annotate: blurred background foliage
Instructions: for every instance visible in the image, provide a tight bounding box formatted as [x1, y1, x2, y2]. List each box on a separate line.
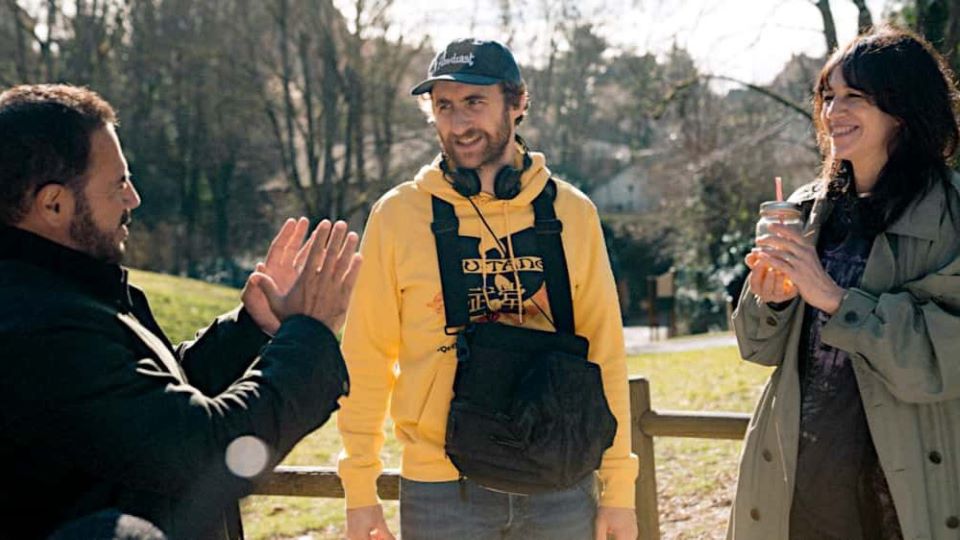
[3, 0, 957, 332]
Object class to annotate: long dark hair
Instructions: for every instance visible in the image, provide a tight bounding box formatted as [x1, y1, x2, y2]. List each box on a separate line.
[812, 26, 960, 230]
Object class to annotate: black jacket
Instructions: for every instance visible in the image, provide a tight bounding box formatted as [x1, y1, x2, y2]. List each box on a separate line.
[0, 226, 348, 539]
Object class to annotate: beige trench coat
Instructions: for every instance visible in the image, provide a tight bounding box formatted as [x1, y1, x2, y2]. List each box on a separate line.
[729, 175, 960, 540]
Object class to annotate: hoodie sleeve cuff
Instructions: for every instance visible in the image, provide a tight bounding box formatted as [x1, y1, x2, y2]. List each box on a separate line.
[342, 472, 382, 509]
[598, 468, 637, 509]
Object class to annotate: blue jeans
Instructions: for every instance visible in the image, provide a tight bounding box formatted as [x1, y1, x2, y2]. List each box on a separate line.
[400, 475, 598, 540]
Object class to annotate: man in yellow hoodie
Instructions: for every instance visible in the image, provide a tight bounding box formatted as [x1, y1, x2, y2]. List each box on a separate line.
[338, 38, 639, 540]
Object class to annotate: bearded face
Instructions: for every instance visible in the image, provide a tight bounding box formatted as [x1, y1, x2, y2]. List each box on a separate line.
[431, 81, 518, 173]
[69, 189, 131, 264]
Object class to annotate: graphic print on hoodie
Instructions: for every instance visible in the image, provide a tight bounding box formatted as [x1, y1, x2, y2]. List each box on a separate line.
[463, 227, 550, 320]
[428, 225, 554, 325]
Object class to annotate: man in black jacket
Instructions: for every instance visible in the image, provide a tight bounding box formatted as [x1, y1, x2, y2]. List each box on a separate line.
[0, 84, 362, 539]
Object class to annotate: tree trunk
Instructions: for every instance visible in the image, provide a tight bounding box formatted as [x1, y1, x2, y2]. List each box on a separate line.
[7, 0, 32, 81]
[212, 160, 235, 264]
[44, 0, 57, 80]
[277, 0, 309, 216]
[942, 1, 960, 67]
[298, 30, 321, 200]
[318, 18, 340, 219]
[813, 0, 839, 53]
[915, 0, 928, 34]
[850, 0, 873, 34]
[349, 0, 367, 193]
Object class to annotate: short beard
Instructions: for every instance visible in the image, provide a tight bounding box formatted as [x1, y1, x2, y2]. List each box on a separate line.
[69, 189, 128, 264]
[441, 107, 513, 171]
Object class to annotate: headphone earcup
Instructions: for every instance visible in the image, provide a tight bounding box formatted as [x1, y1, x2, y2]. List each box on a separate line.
[492, 151, 530, 200]
[440, 157, 481, 197]
[452, 167, 481, 197]
[493, 167, 521, 200]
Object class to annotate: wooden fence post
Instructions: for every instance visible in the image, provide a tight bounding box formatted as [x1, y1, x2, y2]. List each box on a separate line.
[630, 376, 660, 540]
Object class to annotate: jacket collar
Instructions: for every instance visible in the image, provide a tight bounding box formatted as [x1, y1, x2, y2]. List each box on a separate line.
[0, 225, 133, 309]
[883, 173, 960, 241]
[884, 186, 943, 241]
[797, 175, 959, 242]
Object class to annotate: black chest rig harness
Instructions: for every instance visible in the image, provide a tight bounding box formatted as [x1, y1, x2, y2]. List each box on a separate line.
[430, 179, 617, 494]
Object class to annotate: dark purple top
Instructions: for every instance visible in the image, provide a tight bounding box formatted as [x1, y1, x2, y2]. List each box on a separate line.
[789, 195, 902, 540]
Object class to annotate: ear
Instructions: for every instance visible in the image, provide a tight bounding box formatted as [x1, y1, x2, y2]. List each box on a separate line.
[33, 183, 75, 228]
[508, 92, 527, 125]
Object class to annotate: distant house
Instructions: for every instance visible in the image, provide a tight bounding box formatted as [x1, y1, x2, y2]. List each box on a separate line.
[589, 163, 650, 214]
[587, 147, 676, 215]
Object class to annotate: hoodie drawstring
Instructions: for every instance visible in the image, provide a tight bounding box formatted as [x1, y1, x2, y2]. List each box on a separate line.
[502, 202, 525, 325]
[468, 196, 524, 321]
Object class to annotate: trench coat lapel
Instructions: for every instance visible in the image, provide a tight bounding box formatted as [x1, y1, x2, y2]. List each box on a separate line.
[804, 192, 833, 247]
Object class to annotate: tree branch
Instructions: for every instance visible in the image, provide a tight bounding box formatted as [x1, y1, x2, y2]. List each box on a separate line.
[703, 74, 812, 121]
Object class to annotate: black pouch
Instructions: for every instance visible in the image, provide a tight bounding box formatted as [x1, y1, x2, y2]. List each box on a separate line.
[432, 180, 618, 494]
[444, 322, 617, 494]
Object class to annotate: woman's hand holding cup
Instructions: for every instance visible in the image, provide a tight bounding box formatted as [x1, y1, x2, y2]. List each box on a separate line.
[745, 249, 798, 304]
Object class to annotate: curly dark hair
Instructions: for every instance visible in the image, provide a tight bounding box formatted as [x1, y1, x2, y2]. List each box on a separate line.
[812, 26, 960, 229]
[0, 84, 117, 225]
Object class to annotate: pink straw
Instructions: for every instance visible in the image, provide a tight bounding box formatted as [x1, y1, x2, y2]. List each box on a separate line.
[775, 176, 784, 202]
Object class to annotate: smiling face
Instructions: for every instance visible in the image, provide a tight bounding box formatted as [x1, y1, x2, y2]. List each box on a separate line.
[430, 81, 522, 171]
[820, 67, 901, 182]
[70, 125, 141, 263]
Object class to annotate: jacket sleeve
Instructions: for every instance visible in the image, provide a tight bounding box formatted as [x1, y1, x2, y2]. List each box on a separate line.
[731, 184, 814, 366]
[731, 277, 801, 367]
[337, 204, 400, 509]
[174, 306, 271, 396]
[820, 251, 960, 403]
[2, 315, 347, 495]
[575, 202, 638, 509]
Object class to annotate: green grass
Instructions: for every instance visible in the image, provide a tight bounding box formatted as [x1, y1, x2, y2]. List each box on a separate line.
[129, 269, 774, 539]
[129, 269, 241, 342]
[630, 349, 769, 505]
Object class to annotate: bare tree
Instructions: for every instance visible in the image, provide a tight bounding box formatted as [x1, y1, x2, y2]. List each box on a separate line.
[915, 0, 928, 35]
[904, 0, 960, 70]
[37, 0, 57, 80]
[812, 0, 838, 53]
[3, 0, 47, 82]
[851, 0, 873, 33]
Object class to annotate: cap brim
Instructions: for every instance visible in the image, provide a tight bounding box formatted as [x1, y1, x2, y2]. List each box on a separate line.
[410, 73, 502, 95]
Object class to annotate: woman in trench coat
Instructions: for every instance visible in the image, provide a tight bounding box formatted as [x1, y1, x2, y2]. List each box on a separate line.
[730, 26, 960, 540]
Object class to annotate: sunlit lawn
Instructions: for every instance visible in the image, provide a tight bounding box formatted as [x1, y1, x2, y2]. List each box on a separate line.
[129, 269, 242, 341]
[131, 269, 773, 539]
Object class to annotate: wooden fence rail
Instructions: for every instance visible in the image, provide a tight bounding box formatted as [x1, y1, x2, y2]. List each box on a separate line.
[250, 375, 751, 539]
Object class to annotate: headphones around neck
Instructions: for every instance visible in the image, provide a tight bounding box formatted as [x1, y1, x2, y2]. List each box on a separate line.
[440, 135, 532, 200]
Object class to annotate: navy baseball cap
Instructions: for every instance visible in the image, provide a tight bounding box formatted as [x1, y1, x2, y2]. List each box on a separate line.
[411, 39, 522, 95]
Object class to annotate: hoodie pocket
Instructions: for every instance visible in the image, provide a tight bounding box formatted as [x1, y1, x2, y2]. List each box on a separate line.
[415, 357, 457, 445]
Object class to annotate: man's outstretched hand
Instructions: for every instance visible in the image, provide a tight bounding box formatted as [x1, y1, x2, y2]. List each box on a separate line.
[242, 218, 362, 334]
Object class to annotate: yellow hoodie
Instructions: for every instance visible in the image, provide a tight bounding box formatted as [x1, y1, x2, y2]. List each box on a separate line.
[337, 151, 638, 509]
